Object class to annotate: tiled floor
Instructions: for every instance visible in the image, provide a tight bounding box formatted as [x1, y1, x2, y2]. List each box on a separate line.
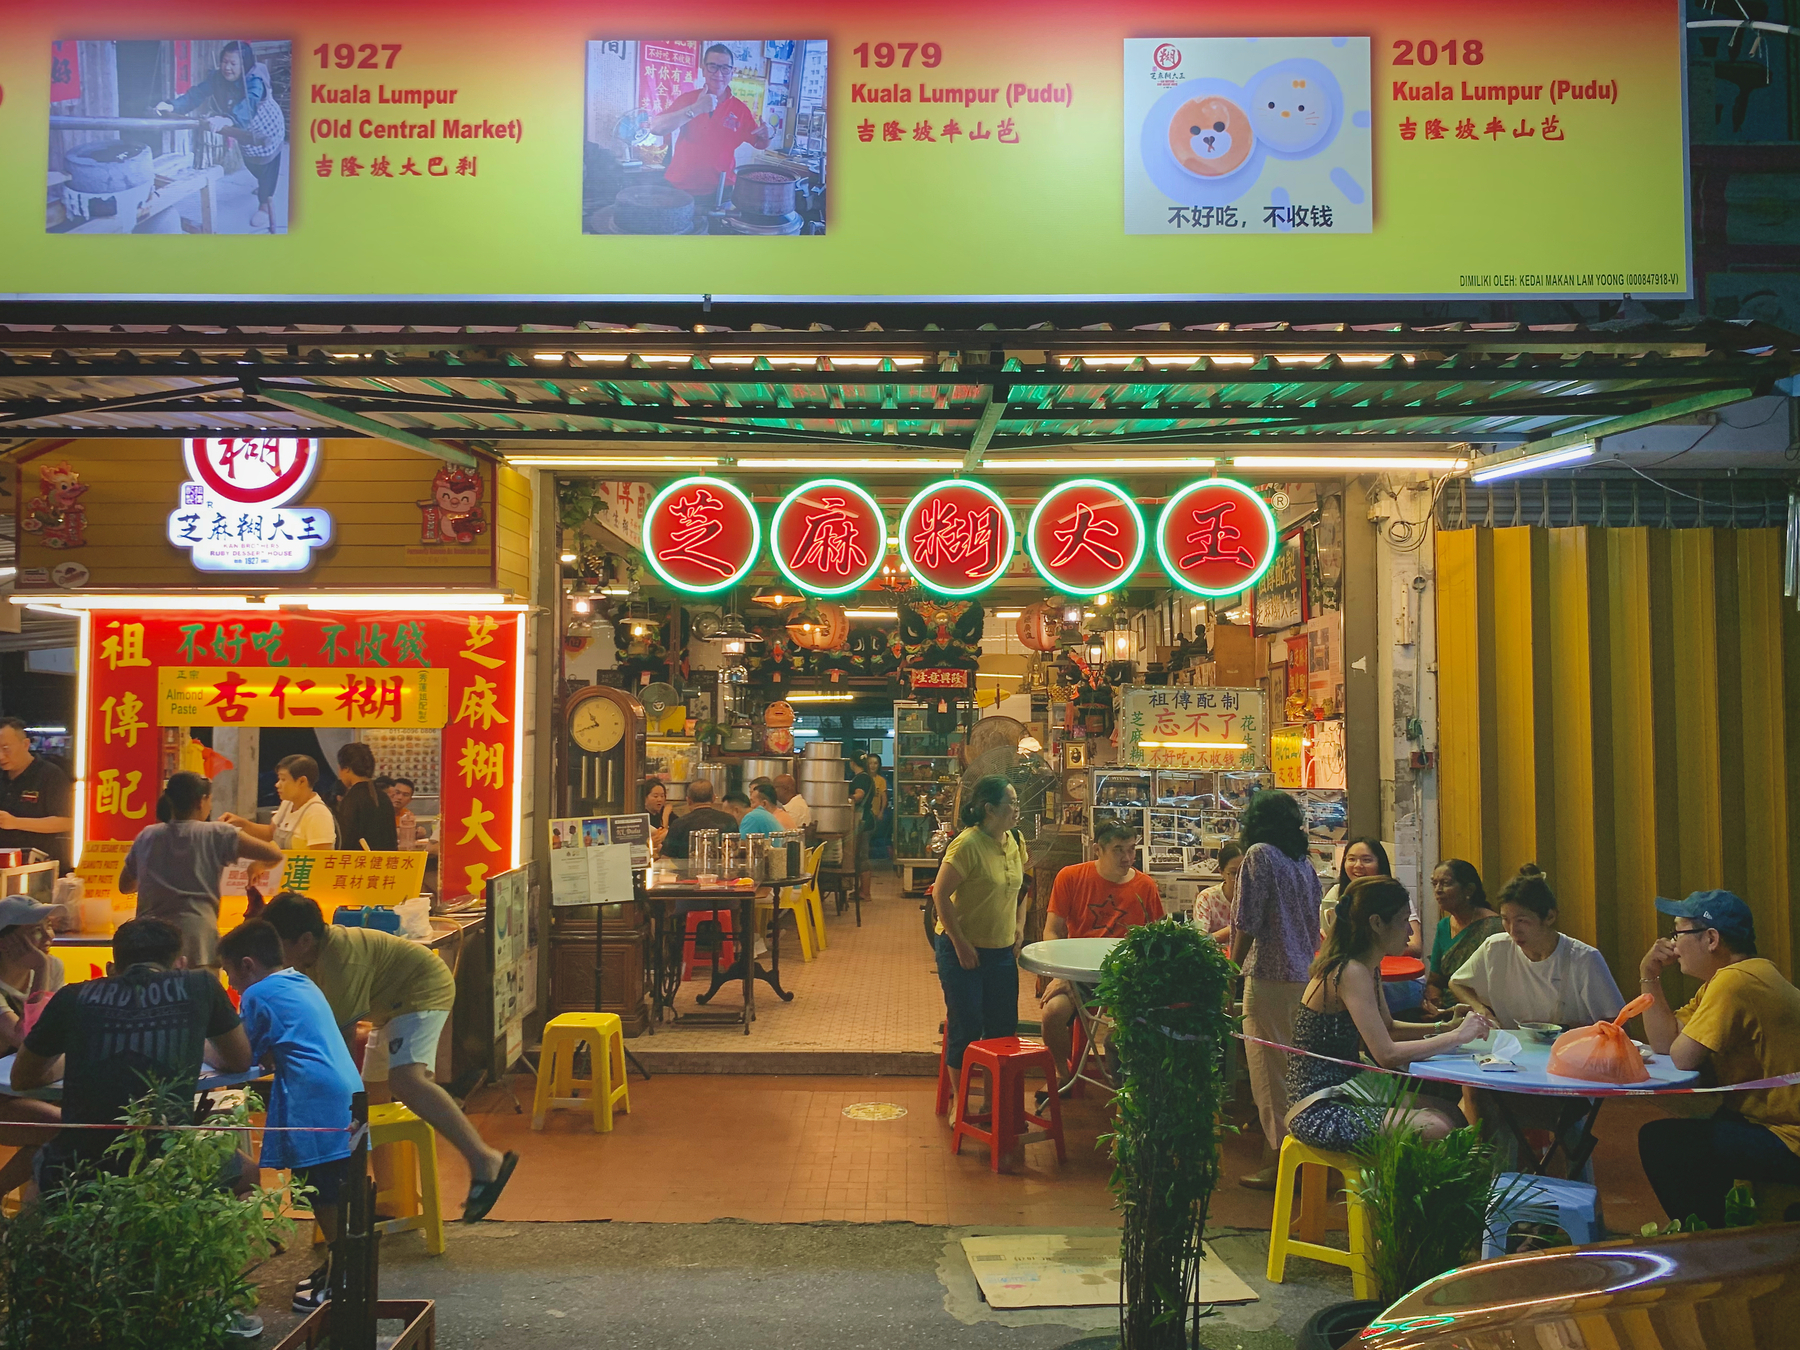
[639, 870, 1037, 1061]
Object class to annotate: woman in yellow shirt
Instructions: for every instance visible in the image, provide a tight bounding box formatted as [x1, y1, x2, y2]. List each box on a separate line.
[932, 775, 1027, 1074]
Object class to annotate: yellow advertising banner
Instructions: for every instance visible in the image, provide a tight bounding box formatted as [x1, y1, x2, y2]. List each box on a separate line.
[3, 0, 1689, 300]
[262, 849, 428, 906]
[74, 839, 134, 900]
[157, 666, 450, 728]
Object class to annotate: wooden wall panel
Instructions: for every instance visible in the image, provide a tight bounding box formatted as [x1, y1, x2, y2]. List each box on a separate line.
[1437, 525, 1795, 988]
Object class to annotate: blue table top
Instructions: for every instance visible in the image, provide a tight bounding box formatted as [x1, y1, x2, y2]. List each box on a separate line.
[1409, 1037, 1698, 1095]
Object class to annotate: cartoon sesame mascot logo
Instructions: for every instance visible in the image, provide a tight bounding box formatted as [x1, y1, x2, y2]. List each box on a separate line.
[21, 461, 89, 549]
[417, 464, 487, 545]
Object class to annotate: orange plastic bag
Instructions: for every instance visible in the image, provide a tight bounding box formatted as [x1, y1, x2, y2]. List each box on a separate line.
[1546, 994, 1655, 1084]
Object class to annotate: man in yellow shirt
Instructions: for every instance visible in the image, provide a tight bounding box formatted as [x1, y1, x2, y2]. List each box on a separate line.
[1637, 890, 1800, 1227]
[264, 892, 518, 1221]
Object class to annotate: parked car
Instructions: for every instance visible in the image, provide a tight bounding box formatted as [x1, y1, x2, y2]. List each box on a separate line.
[1352, 1225, 1800, 1349]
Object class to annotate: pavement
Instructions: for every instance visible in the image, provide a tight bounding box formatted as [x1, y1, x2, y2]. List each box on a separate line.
[249, 1217, 1353, 1349]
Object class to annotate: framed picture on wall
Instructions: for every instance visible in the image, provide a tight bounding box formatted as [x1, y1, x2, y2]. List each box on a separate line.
[1064, 743, 1088, 769]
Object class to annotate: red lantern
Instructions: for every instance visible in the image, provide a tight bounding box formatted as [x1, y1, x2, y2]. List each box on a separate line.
[1015, 601, 1058, 652]
[1155, 478, 1279, 597]
[788, 602, 849, 650]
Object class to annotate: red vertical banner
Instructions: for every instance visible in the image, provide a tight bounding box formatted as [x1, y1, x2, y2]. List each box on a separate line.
[49, 40, 82, 103]
[82, 609, 522, 904]
[639, 39, 699, 117]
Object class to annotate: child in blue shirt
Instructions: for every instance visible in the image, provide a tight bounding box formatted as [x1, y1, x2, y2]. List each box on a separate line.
[220, 919, 363, 1315]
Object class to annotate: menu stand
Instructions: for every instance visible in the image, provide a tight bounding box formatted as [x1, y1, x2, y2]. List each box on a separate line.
[596, 876, 652, 1082]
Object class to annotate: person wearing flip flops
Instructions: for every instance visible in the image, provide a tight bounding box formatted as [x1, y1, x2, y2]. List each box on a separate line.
[262, 892, 518, 1222]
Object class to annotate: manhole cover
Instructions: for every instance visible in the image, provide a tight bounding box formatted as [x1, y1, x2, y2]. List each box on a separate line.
[841, 1102, 908, 1121]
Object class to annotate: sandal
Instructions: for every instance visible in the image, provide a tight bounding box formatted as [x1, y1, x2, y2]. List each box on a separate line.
[461, 1151, 518, 1222]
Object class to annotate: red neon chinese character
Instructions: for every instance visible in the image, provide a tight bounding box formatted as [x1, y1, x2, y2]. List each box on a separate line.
[789, 495, 870, 578]
[1048, 501, 1124, 571]
[910, 500, 996, 578]
[662, 487, 737, 578]
[1178, 503, 1254, 570]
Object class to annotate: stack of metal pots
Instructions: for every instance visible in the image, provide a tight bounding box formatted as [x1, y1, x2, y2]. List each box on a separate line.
[796, 741, 854, 834]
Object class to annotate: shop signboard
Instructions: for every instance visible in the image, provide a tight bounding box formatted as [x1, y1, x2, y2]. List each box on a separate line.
[911, 668, 970, 689]
[1026, 480, 1145, 596]
[770, 478, 887, 595]
[1156, 478, 1278, 598]
[86, 608, 521, 905]
[168, 438, 335, 573]
[1118, 685, 1266, 772]
[899, 479, 1014, 596]
[1254, 532, 1308, 632]
[7, 1, 1686, 301]
[642, 475, 761, 594]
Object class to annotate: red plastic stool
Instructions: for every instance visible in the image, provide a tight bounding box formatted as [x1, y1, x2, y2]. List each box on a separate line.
[681, 910, 738, 981]
[935, 1021, 953, 1116]
[950, 1036, 1066, 1172]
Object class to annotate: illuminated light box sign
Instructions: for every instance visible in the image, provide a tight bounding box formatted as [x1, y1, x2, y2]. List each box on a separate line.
[911, 667, 970, 689]
[900, 479, 1014, 596]
[3, 1, 1687, 301]
[1156, 477, 1278, 597]
[771, 479, 888, 596]
[168, 438, 334, 572]
[642, 476, 761, 593]
[1026, 479, 1145, 596]
[158, 666, 451, 728]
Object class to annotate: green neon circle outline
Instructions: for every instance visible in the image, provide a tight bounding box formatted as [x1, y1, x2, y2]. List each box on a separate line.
[1024, 478, 1146, 597]
[897, 478, 1016, 597]
[641, 476, 762, 595]
[769, 477, 889, 597]
[1155, 476, 1280, 597]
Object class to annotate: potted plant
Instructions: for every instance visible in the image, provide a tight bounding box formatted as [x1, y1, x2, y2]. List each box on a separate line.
[1095, 918, 1237, 1350]
[0, 1087, 297, 1350]
[1295, 1078, 1552, 1350]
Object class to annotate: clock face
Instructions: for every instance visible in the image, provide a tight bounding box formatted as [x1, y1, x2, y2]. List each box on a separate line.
[571, 695, 626, 753]
[1065, 772, 1090, 801]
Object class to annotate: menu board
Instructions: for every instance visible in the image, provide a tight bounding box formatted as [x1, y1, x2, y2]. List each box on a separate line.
[2, 0, 1689, 301]
[549, 812, 651, 907]
[1119, 686, 1267, 773]
[486, 864, 534, 1072]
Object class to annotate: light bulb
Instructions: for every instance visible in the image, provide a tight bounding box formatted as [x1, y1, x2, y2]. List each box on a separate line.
[572, 597, 592, 615]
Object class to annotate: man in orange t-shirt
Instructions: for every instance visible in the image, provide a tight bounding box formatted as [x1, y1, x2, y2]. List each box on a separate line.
[1041, 821, 1164, 1083]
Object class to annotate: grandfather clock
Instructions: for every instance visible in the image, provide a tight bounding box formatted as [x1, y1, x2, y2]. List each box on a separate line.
[554, 684, 650, 1030]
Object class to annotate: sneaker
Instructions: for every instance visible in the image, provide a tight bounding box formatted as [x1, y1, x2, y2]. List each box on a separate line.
[292, 1283, 330, 1315]
[224, 1310, 264, 1339]
[294, 1263, 329, 1296]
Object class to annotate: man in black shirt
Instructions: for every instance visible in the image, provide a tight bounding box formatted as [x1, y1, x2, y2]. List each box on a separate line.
[0, 717, 73, 870]
[659, 780, 739, 859]
[15, 917, 252, 1186]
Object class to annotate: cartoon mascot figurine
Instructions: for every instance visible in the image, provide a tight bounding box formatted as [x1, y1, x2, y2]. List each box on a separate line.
[418, 464, 487, 545]
[21, 462, 89, 549]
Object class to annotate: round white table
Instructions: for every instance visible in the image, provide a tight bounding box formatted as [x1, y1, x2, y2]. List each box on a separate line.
[1018, 938, 1122, 1095]
[1411, 1038, 1698, 1175]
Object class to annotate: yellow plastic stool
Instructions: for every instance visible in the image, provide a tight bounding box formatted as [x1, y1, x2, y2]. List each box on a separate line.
[533, 1012, 631, 1133]
[368, 1103, 445, 1254]
[1265, 1135, 1373, 1299]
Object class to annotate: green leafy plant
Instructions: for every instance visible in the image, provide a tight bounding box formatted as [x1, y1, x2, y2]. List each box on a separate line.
[0, 1087, 298, 1350]
[1095, 918, 1237, 1350]
[1346, 1076, 1553, 1303]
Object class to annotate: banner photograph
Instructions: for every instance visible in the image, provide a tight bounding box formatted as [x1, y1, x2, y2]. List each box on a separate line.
[0, 0, 1689, 300]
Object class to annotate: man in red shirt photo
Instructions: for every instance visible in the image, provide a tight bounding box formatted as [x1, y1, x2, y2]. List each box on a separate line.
[1040, 821, 1165, 1084]
[646, 44, 777, 199]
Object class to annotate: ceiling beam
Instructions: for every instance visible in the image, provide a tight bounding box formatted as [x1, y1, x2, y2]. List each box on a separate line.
[250, 387, 477, 467]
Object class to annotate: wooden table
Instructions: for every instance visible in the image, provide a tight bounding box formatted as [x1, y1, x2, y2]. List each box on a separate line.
[640, 865, 807, 1035]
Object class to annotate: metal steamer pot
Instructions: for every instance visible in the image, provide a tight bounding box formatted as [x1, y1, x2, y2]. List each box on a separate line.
[741, 757, 792, 783]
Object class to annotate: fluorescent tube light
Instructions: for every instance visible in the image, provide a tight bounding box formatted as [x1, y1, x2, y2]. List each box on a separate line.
[1468, 443, 1595, 483]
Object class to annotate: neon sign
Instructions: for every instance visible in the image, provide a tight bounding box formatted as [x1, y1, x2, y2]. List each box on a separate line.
[899, 479, 1014, 596]
[643, 475, 761, 594]
[1155, 478, 1278, 597]
[1025, 478, 1145, 596]
[770, 479, 888, 596]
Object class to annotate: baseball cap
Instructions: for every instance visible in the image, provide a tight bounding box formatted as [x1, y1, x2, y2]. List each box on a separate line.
[0, 895, 65, 930]
[1654, 890, 1755, 939]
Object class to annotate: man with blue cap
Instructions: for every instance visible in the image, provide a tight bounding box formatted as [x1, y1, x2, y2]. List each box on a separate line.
[1636, 890, 1800, 1227]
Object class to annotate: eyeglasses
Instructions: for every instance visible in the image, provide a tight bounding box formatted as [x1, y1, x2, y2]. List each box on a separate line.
[1671, 925, 1709, 940]
[703, 62, 733, 73]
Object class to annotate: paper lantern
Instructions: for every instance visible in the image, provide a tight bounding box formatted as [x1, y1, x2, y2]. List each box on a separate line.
[1015, 601, 1059, 652]
[788, 602, 849, 650]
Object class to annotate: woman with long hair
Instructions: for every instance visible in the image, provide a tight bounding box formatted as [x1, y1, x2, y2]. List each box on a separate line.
[118, 770, 284, 968]
[640, 778, 675, 851]
[335, 742, 398, 852]
[1322, 836, 1426, 1014]
[930, 775, 1028, 1084]
[1287, 876, 1489, 1151]
[1230, 789, 1323, 1188]
[1416, 858, 1503, 1017]
[156, 40, 286, 231]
